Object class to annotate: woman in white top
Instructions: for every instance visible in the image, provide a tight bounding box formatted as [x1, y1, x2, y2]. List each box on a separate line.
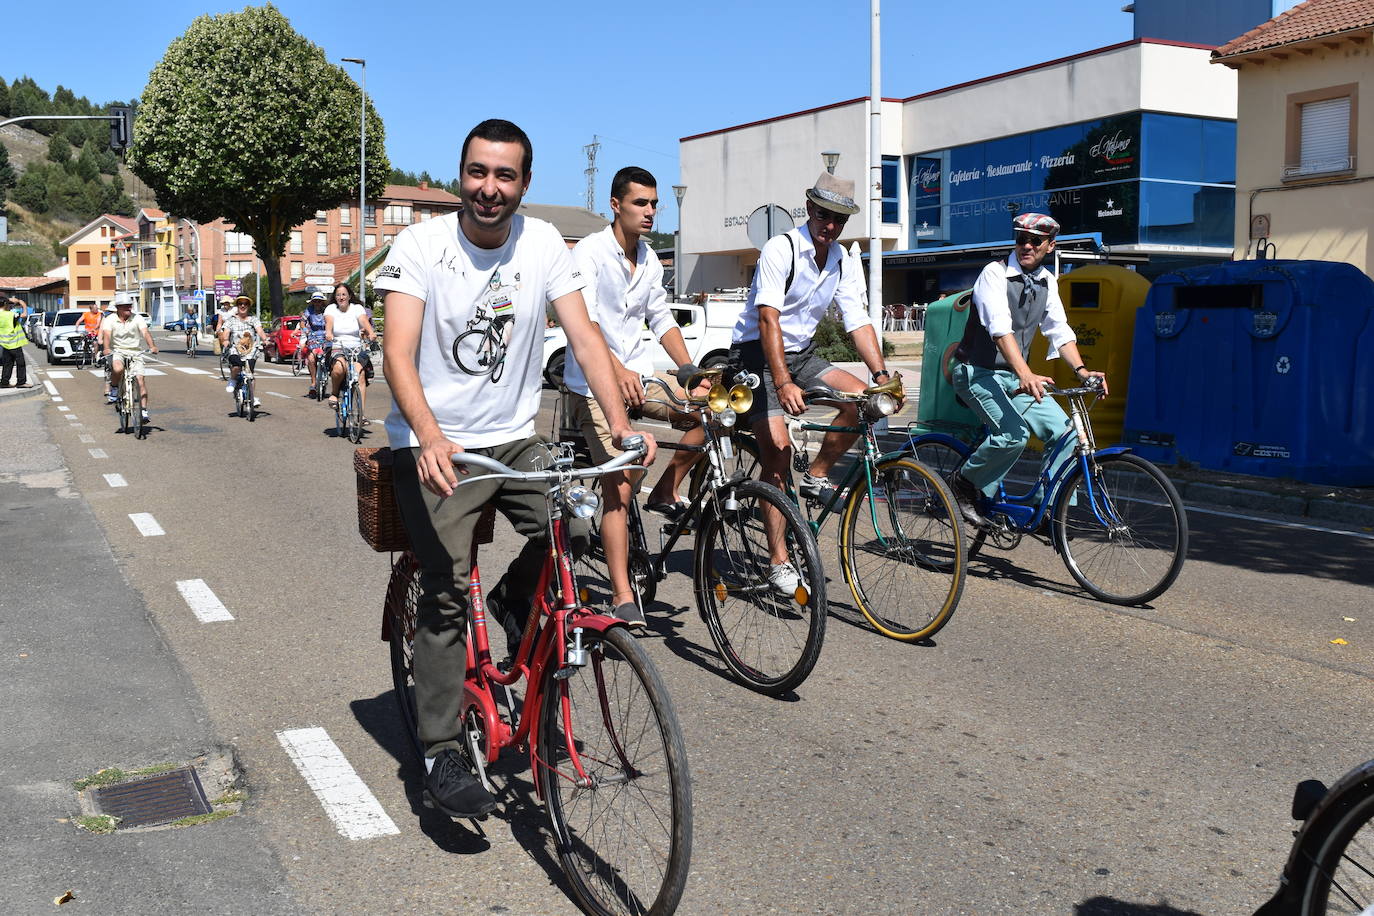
[324, 282, 377, 417]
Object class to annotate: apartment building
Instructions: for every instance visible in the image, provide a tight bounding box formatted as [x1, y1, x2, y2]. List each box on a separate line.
[59, 214, 136, 309]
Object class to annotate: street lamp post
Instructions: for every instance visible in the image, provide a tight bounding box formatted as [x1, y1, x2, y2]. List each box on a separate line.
[342, 58, 367, 304]
[672, 184, 686, 300]
[178, 217, 201, 321]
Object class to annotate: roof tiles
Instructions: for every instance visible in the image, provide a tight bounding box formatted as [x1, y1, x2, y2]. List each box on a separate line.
[1215, 0, 1374, 59]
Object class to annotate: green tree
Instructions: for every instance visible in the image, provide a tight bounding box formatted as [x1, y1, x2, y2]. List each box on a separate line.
[9, 77, 50, 123]
[0, 77, 10, 118]
[0, 246, 48, 275]
[129, 4, 390, 317]
[0, 145, 16, 202]
[12, 166, 49, 213]
[74, 140, 100, 182]
[47, 133, 71, 166]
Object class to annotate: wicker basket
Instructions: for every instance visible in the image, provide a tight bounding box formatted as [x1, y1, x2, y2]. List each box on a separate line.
[354, 447, 410, 552]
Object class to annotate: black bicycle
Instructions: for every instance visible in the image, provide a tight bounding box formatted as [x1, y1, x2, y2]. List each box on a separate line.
[1255, 758, 1374, 914]
[452, 312, 513, 382]
[566, 370, 829, 697]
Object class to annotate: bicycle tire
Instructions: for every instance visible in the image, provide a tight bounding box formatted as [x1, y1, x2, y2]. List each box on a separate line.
[453, 326, 501, 378]
[292, 351, 305, 377]
[334, 393, 345, 438]
[687, 432, 761, 502]
[537, 625, 692, 916]
[385, 553, 424, 764]
[348, 382, 364, 443]
[1293, 765, 1374, 914]
[1054, 452, 1187, 605]
[247, 378, 256, 422]
[694, 479, 826, 696]
[907, 437, 988, 560]
[219, 357, 229, 381]
[839, 457, 966, 641]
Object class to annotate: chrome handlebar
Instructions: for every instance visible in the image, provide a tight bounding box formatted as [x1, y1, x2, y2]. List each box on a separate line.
[452, 437, 647, 488]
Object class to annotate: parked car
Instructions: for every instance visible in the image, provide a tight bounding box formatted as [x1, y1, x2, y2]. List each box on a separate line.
[35, 310, 60, 349]
[44, 310, 90, 364]
[164, 317, 193, 332]
[263, 315, 304, 363]
[541, 297, 745, 388]
[23, 311, 45, 341]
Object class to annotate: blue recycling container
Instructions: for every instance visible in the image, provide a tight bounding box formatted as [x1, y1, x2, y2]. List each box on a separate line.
[1123, 259, 1374, 486]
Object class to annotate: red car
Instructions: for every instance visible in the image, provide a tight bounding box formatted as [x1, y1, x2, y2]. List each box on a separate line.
[264, 315, 304, 363]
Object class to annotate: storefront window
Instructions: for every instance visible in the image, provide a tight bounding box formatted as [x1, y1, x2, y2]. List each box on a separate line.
[881, 157, 900, 224]
[1139, 182, 1234, 248]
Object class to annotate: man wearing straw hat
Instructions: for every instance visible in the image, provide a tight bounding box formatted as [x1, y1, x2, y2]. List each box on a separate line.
[731, 171, 898, 594]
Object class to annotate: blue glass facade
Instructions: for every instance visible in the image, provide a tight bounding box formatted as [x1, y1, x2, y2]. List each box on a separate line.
[908, 112, 1235, 251]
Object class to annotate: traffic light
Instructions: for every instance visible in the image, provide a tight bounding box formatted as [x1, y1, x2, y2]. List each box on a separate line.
[109, 106, 133, 151]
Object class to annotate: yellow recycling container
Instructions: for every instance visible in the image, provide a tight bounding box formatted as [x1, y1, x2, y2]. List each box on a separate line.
[1029, 264, 1150, 448]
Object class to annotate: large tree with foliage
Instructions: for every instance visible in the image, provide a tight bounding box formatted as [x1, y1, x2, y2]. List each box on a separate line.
[128, 4, 389, 316]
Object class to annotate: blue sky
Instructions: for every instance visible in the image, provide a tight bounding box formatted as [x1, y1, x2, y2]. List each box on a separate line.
[10, 1, 1139, 228]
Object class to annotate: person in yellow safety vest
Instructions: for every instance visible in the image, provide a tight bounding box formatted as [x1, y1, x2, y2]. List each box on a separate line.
[0, 296, 32, 388]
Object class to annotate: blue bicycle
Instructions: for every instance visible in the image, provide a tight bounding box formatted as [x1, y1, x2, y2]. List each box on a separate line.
[905, 378, 1188, 606]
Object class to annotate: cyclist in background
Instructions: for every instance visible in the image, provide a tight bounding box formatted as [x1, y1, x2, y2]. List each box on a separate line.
[218, 295, 268, 409]
[947, 212, 1108, 528]
[324, 283, 377, 417]
[301, 289, 329, 399]
[101, 293, 158, 424]
[182, 303, 200, 356]
[211, 296, 233, 356]
[77, 302, 103, 380]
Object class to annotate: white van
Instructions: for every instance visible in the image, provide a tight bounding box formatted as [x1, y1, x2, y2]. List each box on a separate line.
[543, 295, 748, 387]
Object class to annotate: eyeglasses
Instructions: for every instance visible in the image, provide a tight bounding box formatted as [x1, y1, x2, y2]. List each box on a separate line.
[1015, 232, 1051, 247]
[812, 206, 849, 226]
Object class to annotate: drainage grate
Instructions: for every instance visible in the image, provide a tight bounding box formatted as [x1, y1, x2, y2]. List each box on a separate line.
[92, 767, 212, 828]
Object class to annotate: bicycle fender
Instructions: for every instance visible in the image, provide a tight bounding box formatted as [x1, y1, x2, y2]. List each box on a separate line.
[461, 686, 504, 765]
[1266, 759, 1374, 911]
[1092, 446, 1133, 459]
[569, 612, 628, 637]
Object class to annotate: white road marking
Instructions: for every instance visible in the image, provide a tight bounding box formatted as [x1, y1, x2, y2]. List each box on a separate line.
[266, 391, 291, 399]
[1183, 503, 1374, 542]
[129, 513, 165, 537]
[88, 448, 108, 459]
[276, 728, 400, 840]
[47, 370, 74, 379]
[78, 434, 95, 443]
[88, 370, 104, 378]
[43, 380, 58, 395]
[103, 473, 128, 488]
[176, 367, 213, 375]
[175, 579, 234, 623]
[51, 397, 64, 403]
[141, 368, 166, 377]
[58, 405, 70, 412]
[254, 366, 292, 377]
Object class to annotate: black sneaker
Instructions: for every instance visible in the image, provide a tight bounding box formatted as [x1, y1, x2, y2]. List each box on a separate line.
[949, 473, 990, 528]
[799, 472, 846, 504]
[612, 601, 646, 628]
[423, 748, 496, 819]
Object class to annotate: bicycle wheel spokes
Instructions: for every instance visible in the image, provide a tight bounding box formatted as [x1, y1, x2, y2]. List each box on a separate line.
[841, 457, 965, 641]
[538, 627, 691, 916]
[1303, 779, 1374, 913]
[1055, 453, 1187, 605]
[694, 480, 826, 695]
[386, 553, 423, 762]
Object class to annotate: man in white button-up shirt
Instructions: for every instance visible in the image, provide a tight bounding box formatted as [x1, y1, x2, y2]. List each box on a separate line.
[947, 212, 1108, 528]
[565, 166, 706, 625]
[732, 172, 897, 594]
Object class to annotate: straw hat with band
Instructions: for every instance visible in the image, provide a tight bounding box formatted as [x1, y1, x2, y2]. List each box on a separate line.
[805, 172, 860, 216]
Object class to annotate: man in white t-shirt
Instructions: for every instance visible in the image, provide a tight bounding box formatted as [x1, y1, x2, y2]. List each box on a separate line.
[100, 292, 159, 422]
[564, 165, 707, 627]
[377, 119, 657, 821]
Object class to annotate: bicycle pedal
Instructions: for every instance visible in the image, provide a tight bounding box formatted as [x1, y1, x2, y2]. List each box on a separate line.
[552, 665, 578, 680]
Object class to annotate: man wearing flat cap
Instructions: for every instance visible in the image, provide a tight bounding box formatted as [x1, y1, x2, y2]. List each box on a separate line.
[947, 212, 1108, 528]
[730, 171, 898, 595]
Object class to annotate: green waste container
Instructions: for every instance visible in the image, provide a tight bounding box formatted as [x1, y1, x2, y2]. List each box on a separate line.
[915, 288, 980, 440]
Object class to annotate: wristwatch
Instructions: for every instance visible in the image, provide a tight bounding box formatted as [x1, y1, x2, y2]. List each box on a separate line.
[872, 369, 891, 383]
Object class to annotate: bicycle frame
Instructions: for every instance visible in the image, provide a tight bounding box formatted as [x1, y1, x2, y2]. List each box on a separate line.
[906, 384, 1132, 535]
[456, 460, 638, 802]
[786, 415, 906, 538]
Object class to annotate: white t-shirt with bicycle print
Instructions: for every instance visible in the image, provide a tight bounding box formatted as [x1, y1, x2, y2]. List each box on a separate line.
[375, 212, 584, 449]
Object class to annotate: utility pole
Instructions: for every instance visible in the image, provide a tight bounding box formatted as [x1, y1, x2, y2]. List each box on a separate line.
[584, 136, 600, 213]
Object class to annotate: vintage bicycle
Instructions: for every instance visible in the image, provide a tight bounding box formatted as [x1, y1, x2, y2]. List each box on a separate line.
[905, 377, 1188, 606]
[108, 348, 150, 438]
[228, 342, 259, 422]
[332, 343, 370, 443]
[380, 439, 692, 916]
[566, 369, 829, 697]
[722, 375, 968, 643]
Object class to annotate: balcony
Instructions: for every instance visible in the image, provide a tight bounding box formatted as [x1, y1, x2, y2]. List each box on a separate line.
[1283, 155, 1356, 180]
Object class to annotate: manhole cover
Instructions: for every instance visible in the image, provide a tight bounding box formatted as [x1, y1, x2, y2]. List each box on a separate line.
[92, 767, 211, 828]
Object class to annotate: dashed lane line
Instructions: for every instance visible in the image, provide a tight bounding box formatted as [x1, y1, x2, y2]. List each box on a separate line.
[103, 473, 128, 488]
[88, 449, 108, 459]
[174, 579, 234, 623]
[129, 513, 165, 537]
[265, 391, 291, 399]
[42, 380, 58, 395]
[276, 727, 400, 840]
[47, 370, 74, 379]
[79, 434, 95, 443]
[175, 367, 213, 375]
[58, 405, 70, 412]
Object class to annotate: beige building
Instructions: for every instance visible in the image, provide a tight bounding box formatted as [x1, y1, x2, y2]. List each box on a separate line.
[1213, 0, 1374, 270]
[59, 214, 137, 309]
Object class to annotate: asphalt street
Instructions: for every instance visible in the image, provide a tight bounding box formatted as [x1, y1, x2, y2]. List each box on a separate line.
[3, 336, 1373, 915]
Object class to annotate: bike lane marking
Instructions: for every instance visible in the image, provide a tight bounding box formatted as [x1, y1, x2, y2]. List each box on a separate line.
[128, 513, 165, 537]
[42, 380, 59, 395]
[264, 391, 291, 399]
[79, 434, 95, 443]
[175, 367, 213, 375]
[276, 727, 400, 840]
[88, 449, 108, 459]
[46, 370, 74, 379]
[174, 579, 234, 623]
[103, 474, 128, 488]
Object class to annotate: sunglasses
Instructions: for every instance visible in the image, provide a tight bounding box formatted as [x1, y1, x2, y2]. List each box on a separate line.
[812, 206, 850, 226]
[1015, 232, 1051, 247]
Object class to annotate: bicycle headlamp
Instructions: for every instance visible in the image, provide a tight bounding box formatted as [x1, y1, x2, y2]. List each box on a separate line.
[718, 408, 737, 428]
[707, 383, 729, 414]
[728, 384, 753, 414]
[866, 392, 898, 419]
[565, 484, 600, 519]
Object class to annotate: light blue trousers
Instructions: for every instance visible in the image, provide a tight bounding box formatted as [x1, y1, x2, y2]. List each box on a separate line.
[952, 363, 1073, 497]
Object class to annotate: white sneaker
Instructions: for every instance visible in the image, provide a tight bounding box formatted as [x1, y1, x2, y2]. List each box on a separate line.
[252, 397, 262, 408]
[768, 563, 801, 597]
[225, 383, 234, 393]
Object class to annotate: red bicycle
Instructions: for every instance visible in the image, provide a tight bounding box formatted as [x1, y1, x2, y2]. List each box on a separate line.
[382, 439, 692, 916]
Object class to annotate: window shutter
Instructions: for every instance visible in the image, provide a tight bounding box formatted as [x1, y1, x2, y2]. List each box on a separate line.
[1299, 97, 1351, 174]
